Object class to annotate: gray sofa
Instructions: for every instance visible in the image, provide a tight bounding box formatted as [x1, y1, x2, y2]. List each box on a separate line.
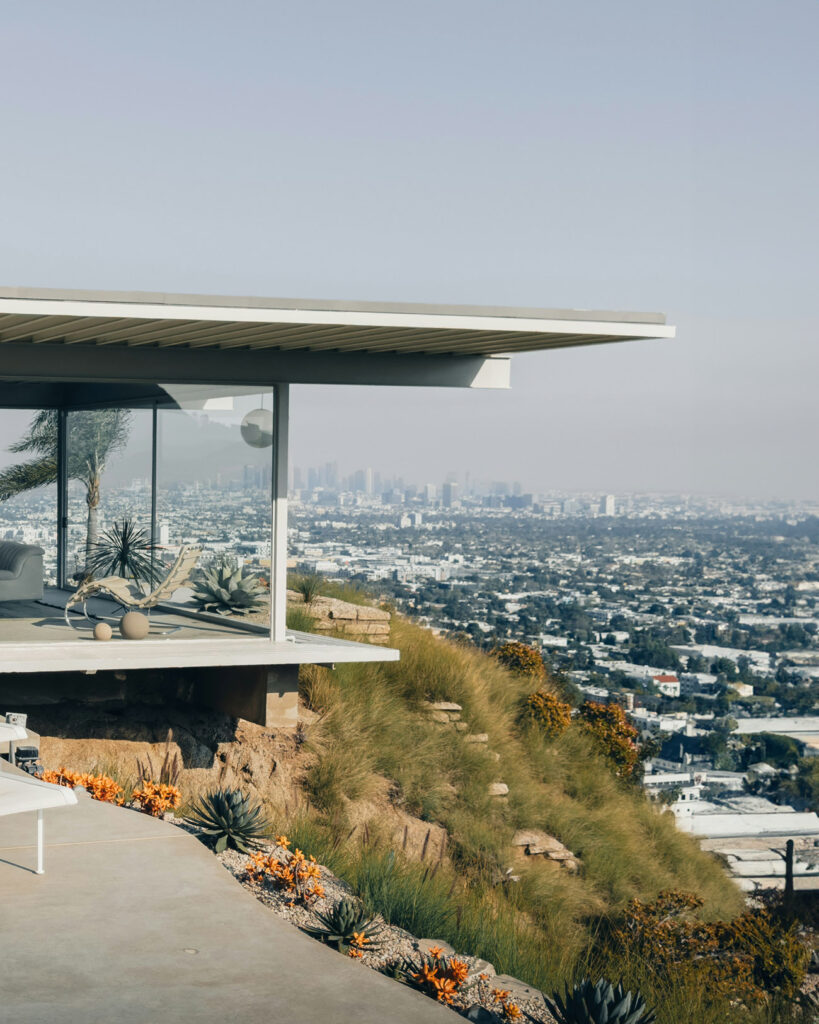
[0, 542, 45, 602]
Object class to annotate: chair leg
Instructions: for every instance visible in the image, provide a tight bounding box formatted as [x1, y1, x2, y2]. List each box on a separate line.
[36, 809, 44, 874]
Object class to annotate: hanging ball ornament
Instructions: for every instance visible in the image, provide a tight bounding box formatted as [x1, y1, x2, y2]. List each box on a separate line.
[240, 408, 274, 448]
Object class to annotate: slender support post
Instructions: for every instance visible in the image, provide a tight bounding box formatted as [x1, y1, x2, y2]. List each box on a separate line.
[36, 809, 44, 874]
[785, 838, 794, 903]
[56, 409, 68, 589]
[150, 403, 158, 580]
[270, 384, 289, 643]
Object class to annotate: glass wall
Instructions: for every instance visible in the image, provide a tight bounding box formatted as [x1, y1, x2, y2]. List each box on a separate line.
[0, 409, 58, 584]
[65, 408, 153, 583]
[155, 388, 274, 628]
[0, 389, 275, 636]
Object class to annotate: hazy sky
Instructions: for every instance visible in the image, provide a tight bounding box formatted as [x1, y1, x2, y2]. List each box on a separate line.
[1, 2, 816, 500]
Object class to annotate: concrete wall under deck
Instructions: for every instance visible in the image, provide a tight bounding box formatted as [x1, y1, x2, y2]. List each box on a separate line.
[0, 663, 299, 729]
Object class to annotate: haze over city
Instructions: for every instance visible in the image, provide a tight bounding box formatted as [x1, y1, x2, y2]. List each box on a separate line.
[0, 2, 816, 500]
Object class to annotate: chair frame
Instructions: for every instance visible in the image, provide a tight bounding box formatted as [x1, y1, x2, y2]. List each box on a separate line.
[64, 546, 202, 633]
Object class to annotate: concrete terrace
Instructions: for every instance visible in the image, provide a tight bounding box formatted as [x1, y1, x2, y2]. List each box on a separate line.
[0, 589, 398, 675]
[0, 788, 450, 1024]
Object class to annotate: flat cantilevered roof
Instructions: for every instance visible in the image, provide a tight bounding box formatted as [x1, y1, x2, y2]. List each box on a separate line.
[0, 286, 675, 392]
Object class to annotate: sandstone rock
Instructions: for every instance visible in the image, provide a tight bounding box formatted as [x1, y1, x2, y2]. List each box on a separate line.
[416, 938, 456, 957]
[511, 829, 580, 869]
[464, 733, 489, 743]
[429, 711, 451, 724]
[490, 974, 545, 1007]
[488, 782, 509, 797]
[429, 702, 462, 712]
[453, 721, 469, 732]
[465, 959, 496, 984]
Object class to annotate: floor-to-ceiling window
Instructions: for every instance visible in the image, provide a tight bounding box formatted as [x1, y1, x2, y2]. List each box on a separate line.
[0, 409, 58, 584]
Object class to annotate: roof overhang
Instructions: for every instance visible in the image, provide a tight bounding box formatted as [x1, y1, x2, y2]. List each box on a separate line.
[0, 286, 675, 398]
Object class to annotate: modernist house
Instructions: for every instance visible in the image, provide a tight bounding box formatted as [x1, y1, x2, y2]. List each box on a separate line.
[0, 286, 674, 726]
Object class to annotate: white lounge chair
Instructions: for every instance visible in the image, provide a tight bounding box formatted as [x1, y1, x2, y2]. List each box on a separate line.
[0, 766, 77, 874]
[64, 546, 202, 630]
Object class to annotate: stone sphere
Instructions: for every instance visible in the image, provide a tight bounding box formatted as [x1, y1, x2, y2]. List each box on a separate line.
[119, 611, 150, 640]
[93, 621, 113, 642]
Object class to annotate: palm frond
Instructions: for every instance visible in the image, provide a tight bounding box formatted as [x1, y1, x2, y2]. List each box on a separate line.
[0, 456, 58, 500]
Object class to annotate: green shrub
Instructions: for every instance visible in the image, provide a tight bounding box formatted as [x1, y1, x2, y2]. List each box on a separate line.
[293, 574, 323, 604]
[577, 702, 640, 780]
[525, 690, 572, 739]
[490, 640, 546, 680]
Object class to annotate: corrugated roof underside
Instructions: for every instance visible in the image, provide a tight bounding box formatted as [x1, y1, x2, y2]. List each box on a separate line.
[0, 313, 652, 357]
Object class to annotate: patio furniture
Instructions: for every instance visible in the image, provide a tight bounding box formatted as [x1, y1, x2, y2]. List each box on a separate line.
[0, 720, 28, 766]
[64, 546, 202, 631]
[0, 541, 44, 602]
[0, 765, 78, 873]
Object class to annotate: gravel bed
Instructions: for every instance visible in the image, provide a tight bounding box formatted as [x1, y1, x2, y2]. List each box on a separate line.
[175, 822, 554, 1022]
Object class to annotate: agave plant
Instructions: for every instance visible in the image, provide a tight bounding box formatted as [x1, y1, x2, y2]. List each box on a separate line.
[86, 517, 161, 588]
[185, 788, 271, 853]
[545, 978, 656, 1024]
[304, 897, 384, 954]
[192, 559, 267, 615]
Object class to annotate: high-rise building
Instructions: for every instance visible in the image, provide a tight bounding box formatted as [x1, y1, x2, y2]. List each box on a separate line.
[423, 483, 436, 504]
[442, 481, 459, 507]
[600, 494, 616, 516]
[324, 461, 339, 489]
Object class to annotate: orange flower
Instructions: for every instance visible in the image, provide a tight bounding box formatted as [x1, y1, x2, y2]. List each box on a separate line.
[427, 945, 444, 959]
[348, 948, 363, 958]
[275, 834, 290, 849]
[492, 989, 512, 1003]
[351, 931, 369, 948]
[448, 958, 469, 985]
[502, 1003, 522, 1021]
[431, 976, 458, 1004]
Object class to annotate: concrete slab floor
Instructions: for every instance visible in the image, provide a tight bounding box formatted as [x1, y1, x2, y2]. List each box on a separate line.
[0, 793, 451, 1024]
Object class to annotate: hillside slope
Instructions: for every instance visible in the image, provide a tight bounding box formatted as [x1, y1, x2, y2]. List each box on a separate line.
[298, 617, 743, 949]
[32, 612, 744, 1001]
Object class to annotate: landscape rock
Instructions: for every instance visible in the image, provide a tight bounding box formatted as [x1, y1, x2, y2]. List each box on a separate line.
[465, 733, 489, 743]
[453, 721, 469, 732]
[488, 782, 509, 797]
[464, 1005, 495, 1023]
[511, 829, 581, 871]
[415, 937, 456, 957]
[491, 974, 546, 1007]
[466, 958, 496, 983]
[429, 702, 463, 713]
[288, 593, 391, 644]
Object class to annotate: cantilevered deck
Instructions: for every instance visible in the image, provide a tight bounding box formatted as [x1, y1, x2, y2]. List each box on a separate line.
[0, 590, 398, 674]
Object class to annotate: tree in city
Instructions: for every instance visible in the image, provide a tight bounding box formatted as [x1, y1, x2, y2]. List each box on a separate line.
[0, 409, 132, 573]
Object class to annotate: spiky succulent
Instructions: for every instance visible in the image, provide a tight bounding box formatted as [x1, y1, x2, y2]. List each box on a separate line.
[545, 979, 655, 1024]
[192, 562, 267, 615]
[185, 788, 271, 853]
[304, 898, 384, 954]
